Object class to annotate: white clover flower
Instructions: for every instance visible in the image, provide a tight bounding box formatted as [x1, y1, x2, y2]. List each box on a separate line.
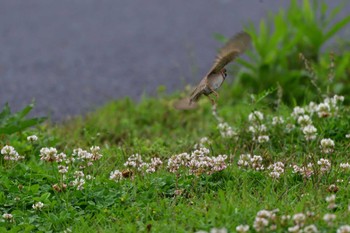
[307, 101, 318, 115]
[268, 162, 285, 180]
[238, 154, 252, 168]
[256, 210, 273, 219]
[109, 170, 123, 182]
[251, 155, 264, 171]
[317, 158, 331, 173]
[218, 122, 237, 138]
[288, 225, 301, 233]
[74, 171, 85, 178]
[326, 194, 337, 210]
[236, 225, 250, 233]
[124, 154, 144, 169]
[317, 103, 331, 118]
[292, 164, 314, 178]
[340, 162, 350, 171]
[302, 125, 317, 141]
[32, 202, 44, 210]
[253, 217, 269, 232]
[272, 116, 284, 126]
[1, 145, 24, 161]
[304, 225, 318, 233]
[2, 213, 13, 220]
[337, 225, 350, 233]
[27, 135, 38, 142]
[248, 124, 267, 135]
[297, 115, 312, 127]
[346, 134, 350, 139]
[249, 111, 264, 123]
[71, 178, 85, 190]
[40, 147, 58, 162]
[320, 138, 335, 154]
[58, 165, 68, 174]
[293, 213, 306, 226]
[90, 146, 103, 161]
[292, 106, 305, 118]
[285, 123, 296, 133]
[209, 228, 227, 233]
[257, 135, 270, 143]
[323, 213, 336, 225]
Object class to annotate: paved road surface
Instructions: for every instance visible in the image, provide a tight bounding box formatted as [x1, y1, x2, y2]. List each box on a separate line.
[0, 0, 348, 120]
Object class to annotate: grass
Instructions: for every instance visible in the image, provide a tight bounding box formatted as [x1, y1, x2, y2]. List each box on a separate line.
[1, 82, 350, 232]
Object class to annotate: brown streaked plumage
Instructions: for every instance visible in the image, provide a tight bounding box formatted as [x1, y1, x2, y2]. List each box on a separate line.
[177, 31, 251, 109]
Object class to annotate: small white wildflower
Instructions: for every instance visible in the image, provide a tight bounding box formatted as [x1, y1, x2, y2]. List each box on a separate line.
[236, 225, 250, 233]
[39, 147, 58, 162]
[304, 225, 318, 233]
[32, 202, 44, 210]
[218, 122, 236, 138]
[253, 217, 269, 232]
[293, 213, 306, 226]
[302, 125, 317, 141]
[320, 138, 335, 154]
[109, 170, 123, 182]
[237, 154, 252, 168]
[337, 225, 350, 233]
[74, 171, 85, 178]
[346, 134, 350, 139]
[58, 165, 68, 174]
[326, 194, 337, 210]
[85, 175, 95, 180]
[90, 146, 103, 161]
[317, 103, 331, 118]
[288, 225, 301, 233]
[209, 227, 227, 233]
[2, 213, 13, 220]
[249, 111, 264, 123]
[27, 135, 38, 142]
[1, 145, 24, 161]
[71, 178, 85, 190]
[323, 213, 336, 225]
[297, 115, 312, 127]
[272, 116, 284, 125]
[292, 106, 305, 118]
[257, 135, 270, 143]
[340, 162, 350, 171]
[251, 155, 264, 171]
[307, 101, 318, 114]
[317, 158, 331, 173]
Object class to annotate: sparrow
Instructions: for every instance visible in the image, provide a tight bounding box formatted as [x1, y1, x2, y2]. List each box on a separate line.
[174, 31, 251, 109]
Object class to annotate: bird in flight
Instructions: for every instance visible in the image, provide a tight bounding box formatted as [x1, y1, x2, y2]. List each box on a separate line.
[174, 31, 251, 110]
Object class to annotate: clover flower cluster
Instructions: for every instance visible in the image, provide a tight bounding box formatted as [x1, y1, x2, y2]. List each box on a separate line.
[217, 122, 237, 138]
[326, 194, 337, 210]
[32, 202, 44, 210]
[320, 138, 335, 154]
[1, 145, 24, 161]
[195, 227, 227, 233]
[39, 146, 103, 191]
[248, 111, 269, 143]
[292, 163, 314, 179]
[2, 213, 13, 222]
[272, 116, 284, 126]
[123, 154, 163, 174]
[27, 135, 38, 142]
[317, 158, 331, 174]
[168, 147, 227, 176]
[237, 154, 264, 171]
[236, 225, 250, 233]
[267, 161, 285, 180]
[323, 213, 336, 226]
[339, 162, 350, 172]
[253, 209, 278, 232]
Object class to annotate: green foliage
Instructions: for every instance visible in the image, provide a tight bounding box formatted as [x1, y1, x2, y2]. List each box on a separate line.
[0, 103, 46, 135]
[232, 0, 350, 104]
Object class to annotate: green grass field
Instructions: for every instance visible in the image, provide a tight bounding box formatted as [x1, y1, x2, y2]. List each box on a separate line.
[1, 86, 350, 232]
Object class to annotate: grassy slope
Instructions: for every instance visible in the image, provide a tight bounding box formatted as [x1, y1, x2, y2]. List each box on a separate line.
[1, 82, 350, 232]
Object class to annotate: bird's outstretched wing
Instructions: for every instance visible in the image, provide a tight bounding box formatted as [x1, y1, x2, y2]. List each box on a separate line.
[206, 31, 251, 77]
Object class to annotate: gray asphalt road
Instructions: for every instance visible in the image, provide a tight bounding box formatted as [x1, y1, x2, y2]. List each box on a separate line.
[0, 0, 348, 120]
